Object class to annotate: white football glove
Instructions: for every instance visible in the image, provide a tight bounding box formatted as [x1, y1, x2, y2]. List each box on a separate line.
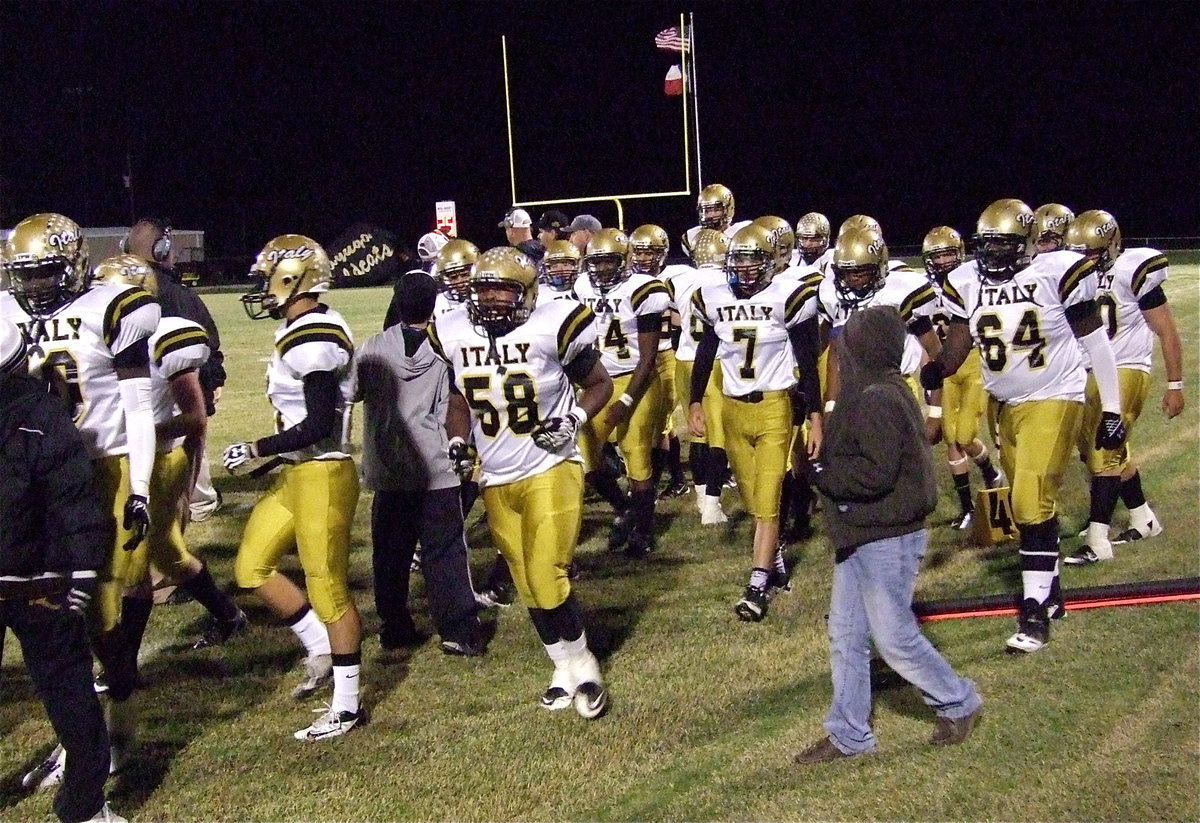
[222, 442, 257, 474]
[531, 410, 584, 453]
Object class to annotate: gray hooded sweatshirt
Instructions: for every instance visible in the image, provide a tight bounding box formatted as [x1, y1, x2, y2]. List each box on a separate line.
[812, 305, 938, 562]
[353, 325, 458, 492]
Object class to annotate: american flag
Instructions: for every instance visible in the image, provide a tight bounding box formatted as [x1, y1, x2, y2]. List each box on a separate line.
[654, 26, 689, 53]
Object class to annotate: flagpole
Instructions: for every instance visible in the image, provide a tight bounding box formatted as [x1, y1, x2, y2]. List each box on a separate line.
[688, 13, 703, 190]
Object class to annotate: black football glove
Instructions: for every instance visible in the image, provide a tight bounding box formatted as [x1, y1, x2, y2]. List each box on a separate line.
[122, 494, 150, 552]
[66, 577, 97, 616]
[919, 360, 945, 391]
[447, 437, 477, 480]
[531, 411, 583, 453]
[1095, 411, 1127, 450]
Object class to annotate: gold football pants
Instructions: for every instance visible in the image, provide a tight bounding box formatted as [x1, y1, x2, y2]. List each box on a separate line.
[942, 348, 986, 447]
[1078, 368, 1149, 474]
[674, 357, 726, 449]
[996, 398, 1082, 526]
[234, 458, 359, 623]
[722, 389, 793, 521]
[481, 460, 583, 610]
[579, 371, 664, 482]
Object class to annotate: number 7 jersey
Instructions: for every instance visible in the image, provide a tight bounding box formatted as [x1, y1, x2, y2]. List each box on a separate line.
[941, 250, 1097, 403]
[429, 299, 598, 487]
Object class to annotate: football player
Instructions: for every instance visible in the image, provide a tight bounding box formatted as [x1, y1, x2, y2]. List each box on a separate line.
[537, 240, 583, 305]
[574, 229, 670, 556]
[1062, 210, 1184, 563]
[681, 183, 752, 260]
[667, 228, 732, 523]
[429, 248, 614, 718]
[629, 224, 689, 499]
[1031, 203, 1075, 255]
[818, 226, 942, 410]
[923, 199, 1127, 653]
[795, 212, 833, 270]
[688, 223, 823, 622]
[224, 235, 366, 741]
[92, 255, 247, 650]
[922, 227, 1004, 530]
[2, 214, 160, 782]
[431, 239, 478, 318]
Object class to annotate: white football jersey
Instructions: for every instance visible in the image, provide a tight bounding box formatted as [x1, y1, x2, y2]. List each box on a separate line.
[1094, 248, 1169, 371]
[573, 272, 670, 377]
[942, 250, 1096, 404]
[817, 264, 939, 376]
[666, 264, 727, 362]
[692, 276, 818, 396]
[433, 291, 469, 318]
[535, 284, 581, 308]
[267, 307, 356, 462]
[0, 284, 160, 459]
[148, 317, 209, 452]
[655, 264, 692, 351]
[429, 299, 598, 487]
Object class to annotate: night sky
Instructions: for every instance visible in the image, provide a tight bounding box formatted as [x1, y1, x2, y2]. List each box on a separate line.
[2, 1, 1196, 261]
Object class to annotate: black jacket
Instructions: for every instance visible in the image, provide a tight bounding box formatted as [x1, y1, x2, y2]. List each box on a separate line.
[0, 375, 111, 598]
[154, 264, 226, 414]
[812, 306, 938, 562]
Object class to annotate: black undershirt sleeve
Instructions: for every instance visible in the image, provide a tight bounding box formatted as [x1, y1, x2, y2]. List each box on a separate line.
[690, 325, 718, 405]
[254, 370, 339, 457]
[788, 316, 821, 417]
[1137, 285, 1167, 312]
[112, 338, 150, 370]
[564, 345, 601, 385]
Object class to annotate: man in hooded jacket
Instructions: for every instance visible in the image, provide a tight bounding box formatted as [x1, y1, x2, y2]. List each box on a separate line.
[794, 305, 983, 764]
[354, 272, 484, 656]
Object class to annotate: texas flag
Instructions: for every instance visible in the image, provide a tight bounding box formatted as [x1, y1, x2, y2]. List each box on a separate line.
[664, 64, 684, 96]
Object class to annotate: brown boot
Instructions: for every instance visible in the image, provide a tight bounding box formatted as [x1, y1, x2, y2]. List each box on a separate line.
[931, 706, 983, 746]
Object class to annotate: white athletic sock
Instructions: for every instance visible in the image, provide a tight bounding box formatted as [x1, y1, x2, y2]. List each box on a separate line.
[330, 664, 360, 714]
[289, 610, 332, 657]
[1021, 569, 1055, 605]
[1128, 503, 1155, 529]
[1086, 522, 1114, 559]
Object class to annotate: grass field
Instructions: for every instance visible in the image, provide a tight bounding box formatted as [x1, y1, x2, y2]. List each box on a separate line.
[1, 264, 1197, 822]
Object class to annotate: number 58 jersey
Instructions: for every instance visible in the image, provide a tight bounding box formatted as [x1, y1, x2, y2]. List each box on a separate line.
[941, 250, 1096, 404]
[0, 283, 159, 459]
[429, 300, 597, 488]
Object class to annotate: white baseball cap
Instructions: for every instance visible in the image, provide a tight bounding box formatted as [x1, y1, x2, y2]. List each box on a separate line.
[498, 208, 533, 229]
[417, 231, 450, 262]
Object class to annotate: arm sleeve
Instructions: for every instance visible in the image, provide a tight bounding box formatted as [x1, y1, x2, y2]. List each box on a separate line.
[788, 316, 821, 416]
[690, 324, 718, 405]
[254, 370, 340, 457]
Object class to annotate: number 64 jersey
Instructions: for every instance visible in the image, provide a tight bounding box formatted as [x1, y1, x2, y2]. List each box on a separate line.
[429, 300, 598, 487]
[941, 250, 1097, 404]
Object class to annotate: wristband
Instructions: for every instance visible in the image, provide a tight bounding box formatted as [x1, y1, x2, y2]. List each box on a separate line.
[618, 393, 634, 408]
[824, 400, 836, 413]
[926, 405, 943, 419]
[1167, 380, 1184, 391]
[568, 405, 589, 425]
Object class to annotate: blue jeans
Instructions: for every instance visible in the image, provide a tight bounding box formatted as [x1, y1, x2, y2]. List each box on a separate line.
[823, 529, 982, 754]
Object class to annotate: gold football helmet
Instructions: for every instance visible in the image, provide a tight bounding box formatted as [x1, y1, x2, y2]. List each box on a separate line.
[2, 213, 90, 316]
[243, 234, 332, 320]
[1032, 203, 1075, 252]
[690, 228, 730, 268]
[833, 227, 888, 308]
[725, 223, 776, 298]
[468, 246, 538, 336]
[796, 212, 831, 264]
[697, 183, 734, 230]
[752, 216, 795, 274]
[433, 239, 479, 303]
[921, 226, 965, 285]
[540, 239, 581, 292]
[1064, 209, 1122, 272]
[92, 254, 159, 296]
[584, 228, 632, 292]
[629, 224, 669, 275]
[974, 198, 1034, 282]
[837, 214, 881, 238]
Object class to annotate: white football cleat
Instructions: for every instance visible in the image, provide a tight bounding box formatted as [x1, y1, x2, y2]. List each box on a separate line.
[22, 743, 65, 791]
[293, 704, 367, 741]
[699, 494, 727, 525]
